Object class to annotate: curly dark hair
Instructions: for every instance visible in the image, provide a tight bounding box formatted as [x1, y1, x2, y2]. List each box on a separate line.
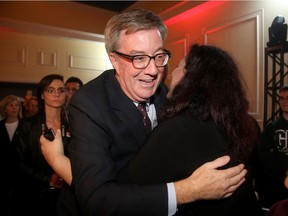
[160, 44, 259, 161]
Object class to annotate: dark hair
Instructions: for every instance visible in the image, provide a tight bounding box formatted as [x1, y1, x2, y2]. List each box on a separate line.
[279, 84, 288, 93]
[161, 44, 259, 161]
[26, 96, 38, 104]
[65, 76, 83, 87]
[37, 74, 64, 114]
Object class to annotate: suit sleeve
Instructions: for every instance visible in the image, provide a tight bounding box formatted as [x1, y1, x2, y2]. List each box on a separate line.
[69, 92, 168, 216]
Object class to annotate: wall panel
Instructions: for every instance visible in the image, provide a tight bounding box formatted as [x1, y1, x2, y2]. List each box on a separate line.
[0, 27, 111, 85]
[204, 9, 264, 122]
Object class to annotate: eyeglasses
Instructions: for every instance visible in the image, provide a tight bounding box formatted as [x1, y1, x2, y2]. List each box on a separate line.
[45, 87, 66, 96]
[113, 49, 171, 69]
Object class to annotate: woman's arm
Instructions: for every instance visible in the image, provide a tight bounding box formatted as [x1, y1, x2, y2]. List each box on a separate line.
[41, 129, 246, 205]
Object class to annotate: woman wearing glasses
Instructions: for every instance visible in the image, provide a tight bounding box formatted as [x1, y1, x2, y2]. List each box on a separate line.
[16, 74, 69, 216]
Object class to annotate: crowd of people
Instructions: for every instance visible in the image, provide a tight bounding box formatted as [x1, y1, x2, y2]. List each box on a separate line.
[1, 8, 287, 216]
[0, 75, 82, 216]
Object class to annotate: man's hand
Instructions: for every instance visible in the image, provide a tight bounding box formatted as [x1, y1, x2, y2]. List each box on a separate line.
[40, 129, 64, 168]
[174, 155, 247, 205]
[40, 129, 72, 186]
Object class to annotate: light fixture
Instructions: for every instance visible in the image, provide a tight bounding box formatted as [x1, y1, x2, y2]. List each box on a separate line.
[267, 15, 288, 47]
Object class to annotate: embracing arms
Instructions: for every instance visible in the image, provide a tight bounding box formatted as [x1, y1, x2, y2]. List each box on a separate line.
[40, 129, 246, 204]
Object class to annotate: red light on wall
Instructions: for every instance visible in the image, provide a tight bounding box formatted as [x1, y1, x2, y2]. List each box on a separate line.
[0, 27, 14, 32]
[164, 1, 225, 27]
[159, 1, 188, 16]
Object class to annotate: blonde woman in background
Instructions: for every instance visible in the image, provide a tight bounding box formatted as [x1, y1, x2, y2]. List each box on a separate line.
[0, 95, 23, 215]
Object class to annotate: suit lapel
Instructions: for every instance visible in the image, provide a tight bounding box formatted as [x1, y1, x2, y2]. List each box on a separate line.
[105, 70, 168, 147]
[106, 71, 147, 146]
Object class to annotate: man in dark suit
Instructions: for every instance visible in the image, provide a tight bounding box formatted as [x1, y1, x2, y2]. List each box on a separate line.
[40, 9, 247, 216]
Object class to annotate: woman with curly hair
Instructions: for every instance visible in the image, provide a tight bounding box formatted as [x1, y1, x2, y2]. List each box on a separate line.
[118, 44, 262, 216]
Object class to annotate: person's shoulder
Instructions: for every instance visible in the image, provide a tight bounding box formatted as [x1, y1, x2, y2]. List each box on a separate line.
[71, 70, 117, 107]
[80, 69, 115, 90]
[271, 116, 287, 127]
[93, 69, 115, 82]
[158, 111, 192, 131]
[73, 70, 112, 94]
[0, 118, 6, 129]
[18, 115, 41, 133]
[261, 117, 286, 134]
[21, 114, 40, 124]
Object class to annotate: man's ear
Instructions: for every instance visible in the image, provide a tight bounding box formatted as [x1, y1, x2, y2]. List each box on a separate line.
[109, 53, 118, 70]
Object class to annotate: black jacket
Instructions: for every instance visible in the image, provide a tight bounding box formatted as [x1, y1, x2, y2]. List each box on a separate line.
[0, 118, 23, 203]
[67, 69, 169, 216]
[16, 114, 70, 191]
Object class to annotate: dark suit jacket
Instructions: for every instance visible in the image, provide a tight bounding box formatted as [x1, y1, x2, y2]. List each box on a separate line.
[118, 111, 262, 216]
[68, 69, 168, 216]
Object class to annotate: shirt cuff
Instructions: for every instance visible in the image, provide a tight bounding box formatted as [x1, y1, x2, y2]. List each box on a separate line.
[167, 182, 177, 216]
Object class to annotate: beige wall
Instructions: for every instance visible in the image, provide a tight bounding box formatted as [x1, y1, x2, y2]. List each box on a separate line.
[0, 1, 117, 84]
[0, 1, 116, 34]
[130, 0, 288, 128]
[1, 1, 288, 128]
[0, 29, 109, 84]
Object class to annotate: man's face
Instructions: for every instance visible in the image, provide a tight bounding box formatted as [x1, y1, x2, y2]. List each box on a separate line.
[110, 28, 166, 102]
[279, 90, 288, 113]
[65, 82, 81, 103]
[26, 99, 39, 117]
